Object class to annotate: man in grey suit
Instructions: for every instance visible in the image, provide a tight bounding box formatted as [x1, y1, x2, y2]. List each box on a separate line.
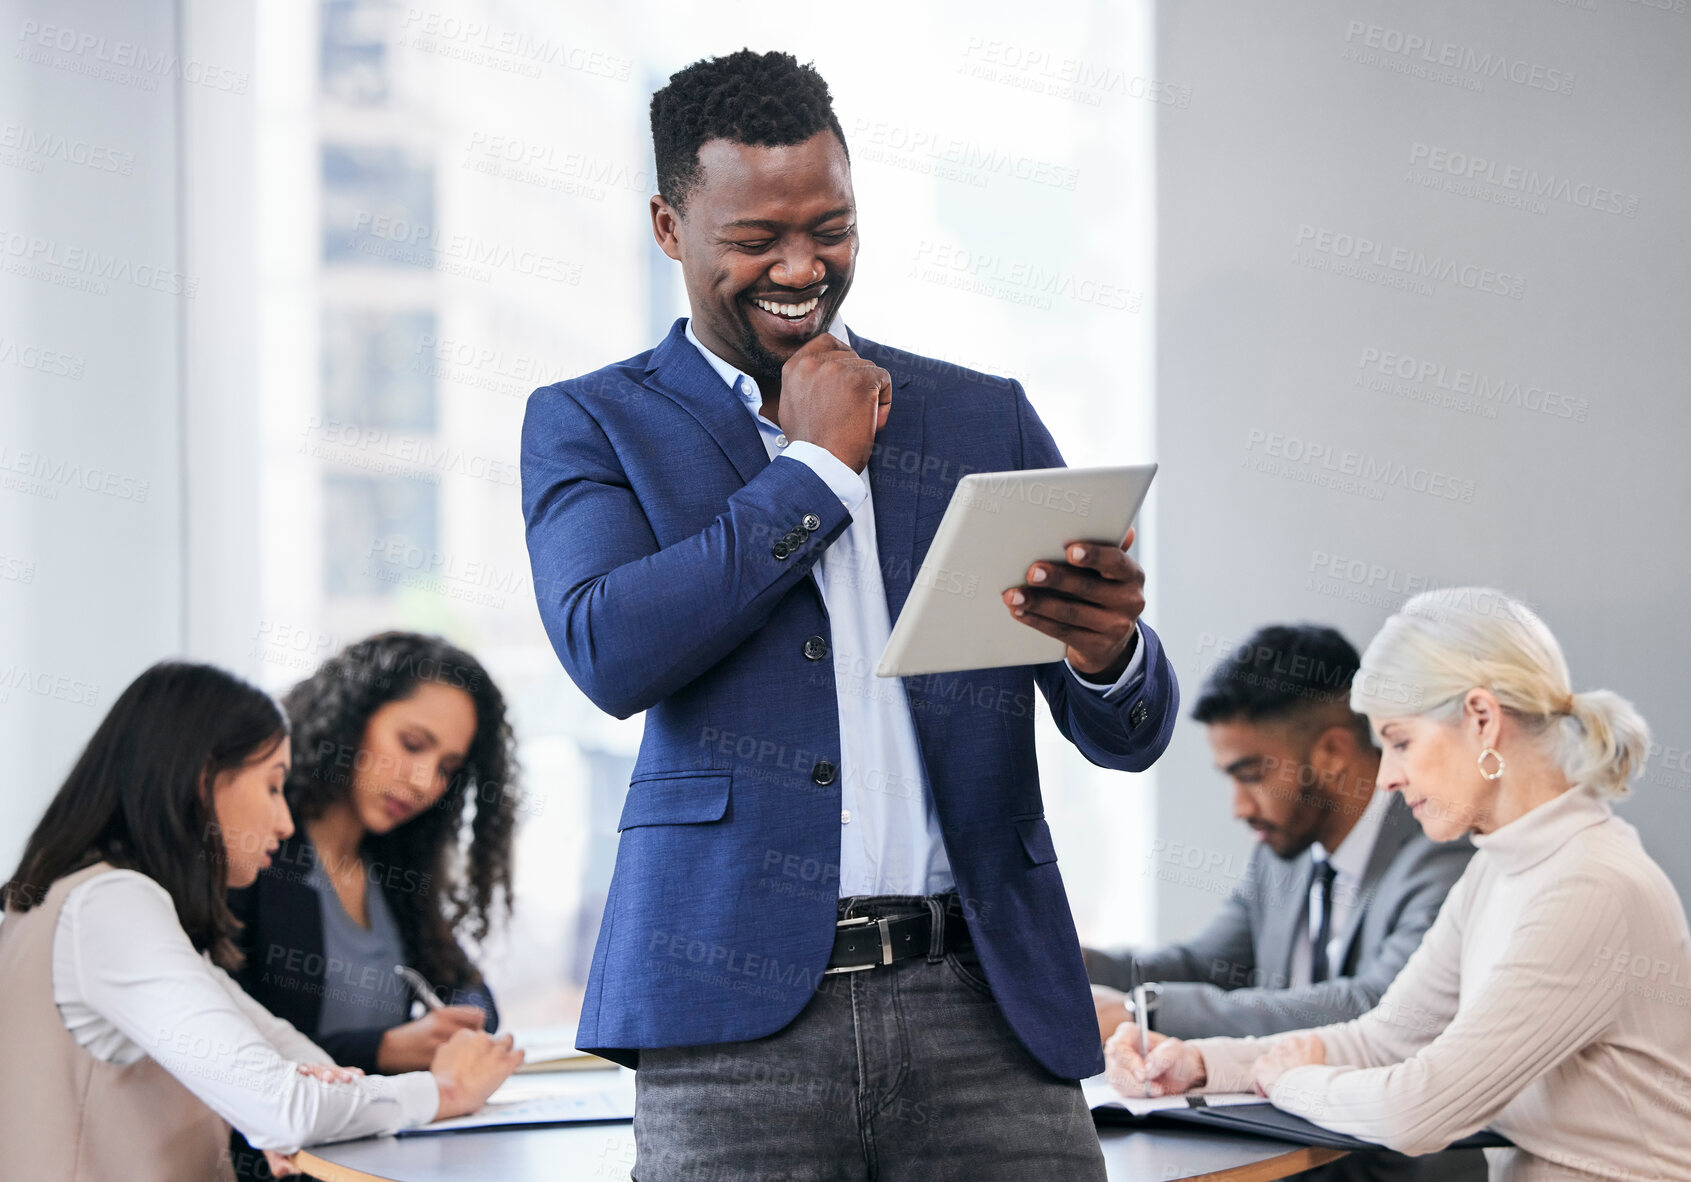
[1086, 624, 1481, 1180]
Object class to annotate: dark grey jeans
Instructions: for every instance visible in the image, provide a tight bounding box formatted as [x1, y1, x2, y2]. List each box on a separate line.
[631, 895, 1105, 1182]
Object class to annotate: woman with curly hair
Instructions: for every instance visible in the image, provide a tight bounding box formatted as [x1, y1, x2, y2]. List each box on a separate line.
[0, 661, 521, 1182]
[230, 632, 520, 1078]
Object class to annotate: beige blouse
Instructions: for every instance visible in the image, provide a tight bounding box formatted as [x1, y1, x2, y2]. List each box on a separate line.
[1190, 785, 1691, 1182]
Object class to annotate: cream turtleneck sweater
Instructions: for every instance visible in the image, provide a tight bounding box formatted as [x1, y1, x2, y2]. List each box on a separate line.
[1189, 785, 1691, 1182]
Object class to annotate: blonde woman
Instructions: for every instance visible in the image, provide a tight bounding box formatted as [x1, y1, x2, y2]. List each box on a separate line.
[1107, 588, 1691, 1181]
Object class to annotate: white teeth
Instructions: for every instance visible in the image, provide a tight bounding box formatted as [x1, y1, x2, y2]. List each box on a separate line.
[753, 296, 819, 320]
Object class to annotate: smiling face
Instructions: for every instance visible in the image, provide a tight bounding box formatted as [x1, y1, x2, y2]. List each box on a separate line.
[211, 735, 294, 888]
[348, 682, 478, 836]
[652, 130, 857, 385]
[1373, 712, 1494, 840]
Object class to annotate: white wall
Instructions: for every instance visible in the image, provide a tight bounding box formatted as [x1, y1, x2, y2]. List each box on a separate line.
[0, 0, 187, 876]
[0, 0, 256, 877]
[1150, 0, 1691, 938]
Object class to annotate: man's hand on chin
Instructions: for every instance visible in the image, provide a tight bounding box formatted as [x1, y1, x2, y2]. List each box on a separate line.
[777, 332, 893, 473]
[1001, 527, 1146, 676]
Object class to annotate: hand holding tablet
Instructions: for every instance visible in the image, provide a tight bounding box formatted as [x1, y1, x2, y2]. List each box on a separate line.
[1003, 525, 1146, 682]
[875, 464, 1157, 678]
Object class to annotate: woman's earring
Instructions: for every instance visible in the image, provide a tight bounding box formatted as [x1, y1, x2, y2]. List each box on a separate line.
[1477, 747, 1506, 781]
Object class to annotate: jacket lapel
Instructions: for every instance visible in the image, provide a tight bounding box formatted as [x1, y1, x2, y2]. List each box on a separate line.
[641, 319, 927, 629]
[1259, 847, 1313, 987]
[850, 330, 924, 626]
[1331, 793, 1416, 971]
[643, 317, 772, 487]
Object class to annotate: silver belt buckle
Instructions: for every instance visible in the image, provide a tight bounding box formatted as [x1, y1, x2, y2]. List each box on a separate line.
[823, 914, 895, 975]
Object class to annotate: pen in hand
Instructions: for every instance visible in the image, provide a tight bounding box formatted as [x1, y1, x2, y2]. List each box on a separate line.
[1132, 981, 1152, 1098]
[1126, 954, 1153, 1099]
[395, 964, 446, 1010]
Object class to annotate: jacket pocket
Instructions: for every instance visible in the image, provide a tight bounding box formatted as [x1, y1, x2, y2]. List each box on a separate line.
[1015, 816, 1058, 865]
[617, 771, 731, 830]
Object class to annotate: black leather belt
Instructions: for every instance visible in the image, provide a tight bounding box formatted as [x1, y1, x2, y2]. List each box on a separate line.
[824, 899, 973, 975]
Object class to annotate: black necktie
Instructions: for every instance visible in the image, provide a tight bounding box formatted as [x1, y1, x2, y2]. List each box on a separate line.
[1309, 860, 1339, 983]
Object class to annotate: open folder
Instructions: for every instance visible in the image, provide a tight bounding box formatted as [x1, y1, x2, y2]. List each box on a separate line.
[397, 1073, 636, 1136]
[1082, 1075, 1512, 1151]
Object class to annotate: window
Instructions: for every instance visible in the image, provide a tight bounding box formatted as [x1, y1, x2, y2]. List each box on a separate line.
[321, 144, 435, 267]
[323, 475, 437, 597]
[321, 0, 397, 105]
[322, 308, 437, 432]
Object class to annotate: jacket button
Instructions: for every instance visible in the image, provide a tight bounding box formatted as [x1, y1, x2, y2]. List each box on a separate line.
[812, 760, 837, 786]
[783, 530, 804, 546]
[772, 543, 791, 560]
[802, 513, 821, 531]
[803, 635, 829, 661]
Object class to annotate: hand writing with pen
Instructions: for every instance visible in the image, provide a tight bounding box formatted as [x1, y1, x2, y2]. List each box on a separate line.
[1104, 1029, 1327, 1098]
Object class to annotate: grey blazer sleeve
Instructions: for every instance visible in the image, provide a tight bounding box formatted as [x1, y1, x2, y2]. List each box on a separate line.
[1149, 837, 1472, 1039]
[1085, 877, 1258, 993]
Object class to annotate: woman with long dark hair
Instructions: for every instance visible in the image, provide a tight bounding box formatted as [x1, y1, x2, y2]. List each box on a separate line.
[231, 631, 520, 1075]
[0, 661, 521, 1182]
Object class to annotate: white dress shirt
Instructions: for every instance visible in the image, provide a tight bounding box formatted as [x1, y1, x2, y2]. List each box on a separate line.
[52, 870, 439, 1153]
[684, 317, 1145, 896]
[1289, 785, 1392, 987]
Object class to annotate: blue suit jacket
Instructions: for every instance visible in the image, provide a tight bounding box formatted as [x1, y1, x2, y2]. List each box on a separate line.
[520, 317, 1178, 1078]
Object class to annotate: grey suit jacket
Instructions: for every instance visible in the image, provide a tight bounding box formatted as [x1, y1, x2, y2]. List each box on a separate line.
[1088, 793, 1473, 1039]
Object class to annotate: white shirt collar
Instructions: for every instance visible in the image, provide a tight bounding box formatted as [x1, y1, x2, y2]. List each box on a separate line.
[683, 314, 850, 406]
[1311, 784, 1393, 882]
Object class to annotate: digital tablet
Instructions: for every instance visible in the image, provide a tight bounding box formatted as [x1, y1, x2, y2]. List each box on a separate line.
[875, 464, 1157, 678]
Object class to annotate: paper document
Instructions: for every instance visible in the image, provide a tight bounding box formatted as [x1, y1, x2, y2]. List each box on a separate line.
[398, 1072, 636, 1135]
[1081, 1073, 1260, 1116]
[509, 1023, 618, 1073]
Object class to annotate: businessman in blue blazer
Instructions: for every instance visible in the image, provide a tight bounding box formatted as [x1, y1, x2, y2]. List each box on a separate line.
[520, 50, 1178, 1180]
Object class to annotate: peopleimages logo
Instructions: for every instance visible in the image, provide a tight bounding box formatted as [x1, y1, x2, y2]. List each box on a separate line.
[1356, 346, 1590, 422]
[349, 213, 581, 284]
[1294, 225, 1524, 300]
[1243, 428, 1477, 504]
[959, 38, 1193, 108]
[0, 443, 150, 502]
[1408, 144, 1639, 218]
[911, 240, 1141, 312]
[0, 123, 135, 175]
[851, 118, 1081, 191]
[0, 229, 197, 297]
[15, 20, 250, 93]
[462, 132, 650, 198]
[398, 8, 633, 80]
[1341, 21, 1576, 95]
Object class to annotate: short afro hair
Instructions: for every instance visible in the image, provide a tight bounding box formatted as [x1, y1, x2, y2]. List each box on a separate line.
[1193, 623, 1376, 748]
[650, 48, 849, 215]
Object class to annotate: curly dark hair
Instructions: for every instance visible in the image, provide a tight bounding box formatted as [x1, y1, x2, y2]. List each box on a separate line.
[283, 632, 518, 994]
[650, 48, 850, 215]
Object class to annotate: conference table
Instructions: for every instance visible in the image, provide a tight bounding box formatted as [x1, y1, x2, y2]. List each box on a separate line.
[294, 1069, 1347, 1182]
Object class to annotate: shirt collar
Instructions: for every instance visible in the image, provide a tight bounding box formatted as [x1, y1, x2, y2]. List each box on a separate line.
[1311, 784, 1393, 882]
[683, 314, 851, 406]
[1471, 784, 1613, 875]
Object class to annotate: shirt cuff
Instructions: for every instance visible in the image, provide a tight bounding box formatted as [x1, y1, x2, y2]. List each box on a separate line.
[393, 1071, 443, 1129]
[1066, 629, 1145, 700]
[780, 441, 868, 513]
